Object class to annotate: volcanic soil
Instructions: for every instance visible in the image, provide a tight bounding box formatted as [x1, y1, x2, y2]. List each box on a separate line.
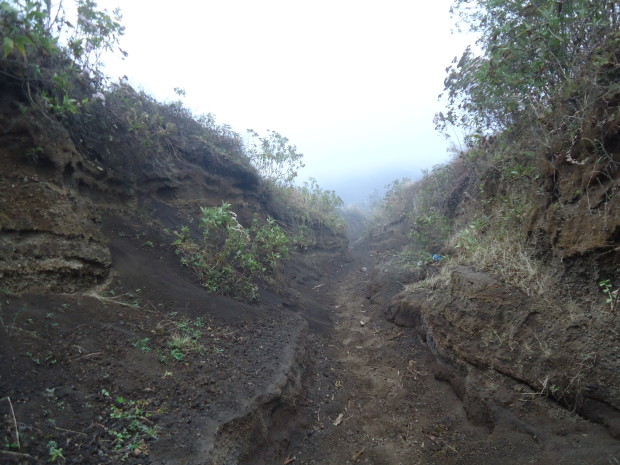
[249, 239, 620, 465]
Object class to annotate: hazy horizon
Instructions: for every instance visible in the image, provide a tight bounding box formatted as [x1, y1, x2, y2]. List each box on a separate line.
[95, 0, 472, 203]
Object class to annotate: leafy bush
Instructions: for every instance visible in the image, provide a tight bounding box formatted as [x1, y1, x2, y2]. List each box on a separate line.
[246, 129, 305, 187]
[173, 203, 290, 302]
[0, 0, 124, 114]
[436, 0, 620, 136]
[408, 207, 452, 253]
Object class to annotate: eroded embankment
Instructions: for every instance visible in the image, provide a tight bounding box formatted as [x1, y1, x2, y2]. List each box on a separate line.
[387, 265, 620, 436]
[0, 86, 348, 464]
[251, 240, 619, 465]
[375, 265, 620, 463]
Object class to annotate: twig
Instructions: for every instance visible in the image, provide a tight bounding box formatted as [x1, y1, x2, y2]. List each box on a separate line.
[424, 433, 458, 454]
[387, 331, 404, 341]
[312, 284, 324, 290]
[53, 426, 87, 436]
[87, 293, 155, 313]
[74, 352, 102, 361]
[0, 450, 34, 459]
[1, 397, 20, 450]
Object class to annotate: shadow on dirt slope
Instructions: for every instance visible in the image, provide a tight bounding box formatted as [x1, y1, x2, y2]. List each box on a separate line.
[0, 88, 347, 464]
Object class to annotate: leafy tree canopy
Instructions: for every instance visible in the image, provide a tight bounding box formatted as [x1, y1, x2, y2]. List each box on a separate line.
[436, 0, 620, 136]
[246, 129, 305, 187]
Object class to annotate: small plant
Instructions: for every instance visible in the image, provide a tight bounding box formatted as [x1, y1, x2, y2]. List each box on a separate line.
[26, 351, 41, 365]
[132, 337, 151, 352]
[599, 279, 619, 312]
[164, 317, 206, 361]
[168, 333, 198, 352]
[43, 388, 64, 411]
[169, 348, 184, 361]
[45, 351, 57, 365]
[47, 440, 64, 462]
[103, 394, 162, 458]
[25, 146, 43, 163]
[156, 350, 168, 363]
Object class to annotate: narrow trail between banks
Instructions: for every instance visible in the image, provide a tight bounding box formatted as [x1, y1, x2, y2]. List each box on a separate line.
[298, 267, 479, 463]
[267, 248, 494, 465]
[252, 244, 620, 465]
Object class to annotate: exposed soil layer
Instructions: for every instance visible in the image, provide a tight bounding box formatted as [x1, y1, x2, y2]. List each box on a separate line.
[249, 242, 620, 465]
[1, 82, 619, 465]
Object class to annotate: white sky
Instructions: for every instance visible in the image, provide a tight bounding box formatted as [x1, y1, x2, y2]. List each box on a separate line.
[97, 0, 472, 204]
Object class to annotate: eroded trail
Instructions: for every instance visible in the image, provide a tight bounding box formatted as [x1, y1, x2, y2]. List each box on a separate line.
[277, 250, 493, 465]
[258, 245, 620, 465]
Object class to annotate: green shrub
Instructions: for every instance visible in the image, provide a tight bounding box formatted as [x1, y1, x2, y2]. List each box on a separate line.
[173, 203, 290, 302]
[0, 0, 124, 114]
[408, 208, 452, 253]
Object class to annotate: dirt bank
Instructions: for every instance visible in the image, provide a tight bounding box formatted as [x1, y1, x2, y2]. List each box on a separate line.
[253, 240, 620, 464]
[0, 86, 347, 464]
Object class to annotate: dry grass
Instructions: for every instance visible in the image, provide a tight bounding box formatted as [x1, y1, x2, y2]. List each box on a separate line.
[406, 264, 452, 293]
[465, 237, 552, 297]
[407, 230, 552, 299]
[168, 332, 203, 353]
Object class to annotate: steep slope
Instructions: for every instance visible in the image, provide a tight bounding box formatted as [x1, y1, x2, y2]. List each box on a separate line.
[362, 89, 620, 461]
[0, 81, 347, 464]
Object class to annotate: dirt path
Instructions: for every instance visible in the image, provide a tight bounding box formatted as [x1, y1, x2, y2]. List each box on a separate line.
[267, 250, 491, 465]
[257, 246, 620, 465]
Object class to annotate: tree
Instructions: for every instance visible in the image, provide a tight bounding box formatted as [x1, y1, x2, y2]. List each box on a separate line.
[246, 129, 305, 187]
[436, 0, 620, 136]
[0, 0, 125, 113]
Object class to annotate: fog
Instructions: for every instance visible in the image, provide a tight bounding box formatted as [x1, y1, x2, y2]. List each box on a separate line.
[96, 0, 471, 204]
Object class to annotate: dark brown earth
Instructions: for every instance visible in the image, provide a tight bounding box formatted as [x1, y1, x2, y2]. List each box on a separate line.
[2, 229, 620, 464]
[249, 240, 620, 465]
[0, 94, 342, 464]
[1, 85, 620, 464]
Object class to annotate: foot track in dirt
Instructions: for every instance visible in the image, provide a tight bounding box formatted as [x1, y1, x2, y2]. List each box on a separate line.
[252, 245, 620, 465]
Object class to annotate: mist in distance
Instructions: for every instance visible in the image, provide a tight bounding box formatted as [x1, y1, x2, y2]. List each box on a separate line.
[96, 0, 470, 205]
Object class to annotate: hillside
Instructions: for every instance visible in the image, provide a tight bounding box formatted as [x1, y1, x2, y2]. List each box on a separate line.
[0, 4, 348, 462]
[1, 1, 620, 464]
[0, 67, 352, 465]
